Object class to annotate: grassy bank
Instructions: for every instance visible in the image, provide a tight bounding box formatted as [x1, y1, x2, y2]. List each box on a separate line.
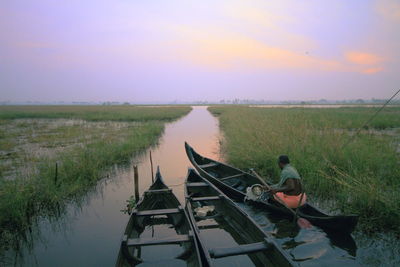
[0, 106, 191, 250]
[209, 106, 400, 233]
[0, 105, 191, 121]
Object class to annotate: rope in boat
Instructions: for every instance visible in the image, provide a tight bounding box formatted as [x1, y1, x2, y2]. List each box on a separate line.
[342, 88, 400, 149]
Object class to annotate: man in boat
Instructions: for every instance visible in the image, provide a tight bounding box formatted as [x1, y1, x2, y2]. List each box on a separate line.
[265, 155, 306, 208]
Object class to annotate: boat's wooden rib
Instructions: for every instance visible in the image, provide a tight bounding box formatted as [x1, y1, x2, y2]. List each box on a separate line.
[132, 207, 182, 217]
[191, 196, 222, 202]
[124, 234, 192, 247]
[199, 162, 219, 168]
[220, 174, 246, 181]
[116, 166, 203, 267]
[185, 168, 298, 267]
[209, 239, 273, 259]
[185, 142, 358, 234]
[186, 182, 209, 187]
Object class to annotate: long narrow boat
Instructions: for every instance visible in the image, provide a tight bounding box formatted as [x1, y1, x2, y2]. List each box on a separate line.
[116, 167, 203, 267]
[185, 142, 358, 234]
[185, 168, 297, 267]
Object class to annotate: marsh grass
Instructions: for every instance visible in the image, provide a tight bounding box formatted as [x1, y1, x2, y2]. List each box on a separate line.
[0, 106, 191, 252]
[0, 105, 191, 122]
[209, 106, 400, 233]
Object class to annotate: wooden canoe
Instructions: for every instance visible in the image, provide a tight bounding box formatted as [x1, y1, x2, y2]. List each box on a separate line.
[185, 142, 358, 234]
[116, 167, 203, 267]
[185, 168, 298, 267]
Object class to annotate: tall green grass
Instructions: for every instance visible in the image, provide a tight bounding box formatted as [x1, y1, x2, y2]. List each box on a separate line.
[209, 106, 400, 233]
[0, 106, 191, 250]
[0, 123, 162, 243]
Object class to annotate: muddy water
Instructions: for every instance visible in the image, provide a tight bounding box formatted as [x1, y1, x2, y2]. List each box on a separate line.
[7, 106, 397, 266]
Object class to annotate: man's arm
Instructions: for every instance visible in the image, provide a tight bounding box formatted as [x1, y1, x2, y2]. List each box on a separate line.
[267, 179, 296, 194]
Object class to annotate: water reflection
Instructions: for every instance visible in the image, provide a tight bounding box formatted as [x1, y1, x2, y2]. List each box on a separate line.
[237, 203, 358, 266]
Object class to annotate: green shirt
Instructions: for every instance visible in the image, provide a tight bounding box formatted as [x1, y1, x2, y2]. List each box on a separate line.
[277, 164, 301, 188]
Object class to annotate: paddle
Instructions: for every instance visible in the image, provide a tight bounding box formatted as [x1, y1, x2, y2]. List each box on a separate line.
[249, 169, 312, 229]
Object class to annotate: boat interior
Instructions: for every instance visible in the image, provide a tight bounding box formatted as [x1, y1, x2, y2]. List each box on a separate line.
[185, 169, 292, 267]
[118, 185, 200, 266]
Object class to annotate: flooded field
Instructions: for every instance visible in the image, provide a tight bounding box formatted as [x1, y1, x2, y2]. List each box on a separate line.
[1, 106, 399, 266]
[0, 119, 140, 179]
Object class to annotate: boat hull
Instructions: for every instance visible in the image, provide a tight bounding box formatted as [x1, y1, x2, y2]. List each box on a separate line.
[185, 142, 358, 234]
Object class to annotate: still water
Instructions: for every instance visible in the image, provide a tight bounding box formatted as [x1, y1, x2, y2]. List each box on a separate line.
[7, 106, 398, 266]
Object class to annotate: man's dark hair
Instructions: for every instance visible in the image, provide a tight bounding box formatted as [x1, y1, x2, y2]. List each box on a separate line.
[278, 155, 290, 164]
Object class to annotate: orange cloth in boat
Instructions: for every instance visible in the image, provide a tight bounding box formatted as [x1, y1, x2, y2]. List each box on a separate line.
[274, 192, 307, 208]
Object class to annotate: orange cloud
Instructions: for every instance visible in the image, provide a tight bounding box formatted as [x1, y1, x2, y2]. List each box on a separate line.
[166, 25, 388, 75]
[362, 67, 384, 74]
[166, 25, 343, 72]
[201, 38, 338, 71]
[345, 52, 383, 65]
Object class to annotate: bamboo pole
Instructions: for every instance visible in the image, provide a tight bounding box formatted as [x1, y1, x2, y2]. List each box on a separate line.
[134, 165, 139, 202]
[149, 151, 154, 183]
[54, 162, 58, 185]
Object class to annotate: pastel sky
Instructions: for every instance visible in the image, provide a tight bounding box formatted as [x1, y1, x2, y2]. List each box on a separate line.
[1, 0, 399, 102]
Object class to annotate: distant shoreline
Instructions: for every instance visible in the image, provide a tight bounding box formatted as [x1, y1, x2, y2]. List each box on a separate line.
[249, 104, 400, 108]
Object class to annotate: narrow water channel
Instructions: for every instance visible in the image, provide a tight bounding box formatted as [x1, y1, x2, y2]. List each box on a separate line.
[7, 106, 397, 266]
[10, 106, 222, 266]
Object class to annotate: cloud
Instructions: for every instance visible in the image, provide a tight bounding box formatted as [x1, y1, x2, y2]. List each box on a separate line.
[345, 51, 384, 74]
[376, 0, 400, 21]
[185, 37, 338, 71]
[165, 25, 386, 75]
[346, 51, 383, 65]
[362, 67, 384, 74]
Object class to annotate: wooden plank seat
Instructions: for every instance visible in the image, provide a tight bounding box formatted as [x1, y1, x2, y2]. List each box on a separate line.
[186, 182, 209, 187]
[133, 206, 182, 217]
[124, 234, 192, 247]
[199, 162, 219, 168]
[191, 196, 222, 202]
[209, 239, 272, 259]
[144, 188, 172, 195]
[146, 217, 170, 226]
[219, 173, 245, 181]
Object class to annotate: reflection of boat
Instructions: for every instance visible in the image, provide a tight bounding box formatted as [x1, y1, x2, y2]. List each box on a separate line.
[240, 203, 358, 257]
[185, 142, 358, 234]
[116, 167, 203, 266]
[185, 168, 298, 267]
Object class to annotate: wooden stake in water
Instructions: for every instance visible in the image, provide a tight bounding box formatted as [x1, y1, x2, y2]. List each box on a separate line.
[149, 151, 154, 183]
[134, 165, 139, 202]
[54, 162, 58, 185]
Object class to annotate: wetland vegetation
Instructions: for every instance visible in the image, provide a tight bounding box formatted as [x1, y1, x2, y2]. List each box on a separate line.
[0, 105, 191, 253]
[208, 105, 400, 234]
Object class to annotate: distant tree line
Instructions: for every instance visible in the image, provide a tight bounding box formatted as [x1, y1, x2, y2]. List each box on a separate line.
[1, 98, 399, 106]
